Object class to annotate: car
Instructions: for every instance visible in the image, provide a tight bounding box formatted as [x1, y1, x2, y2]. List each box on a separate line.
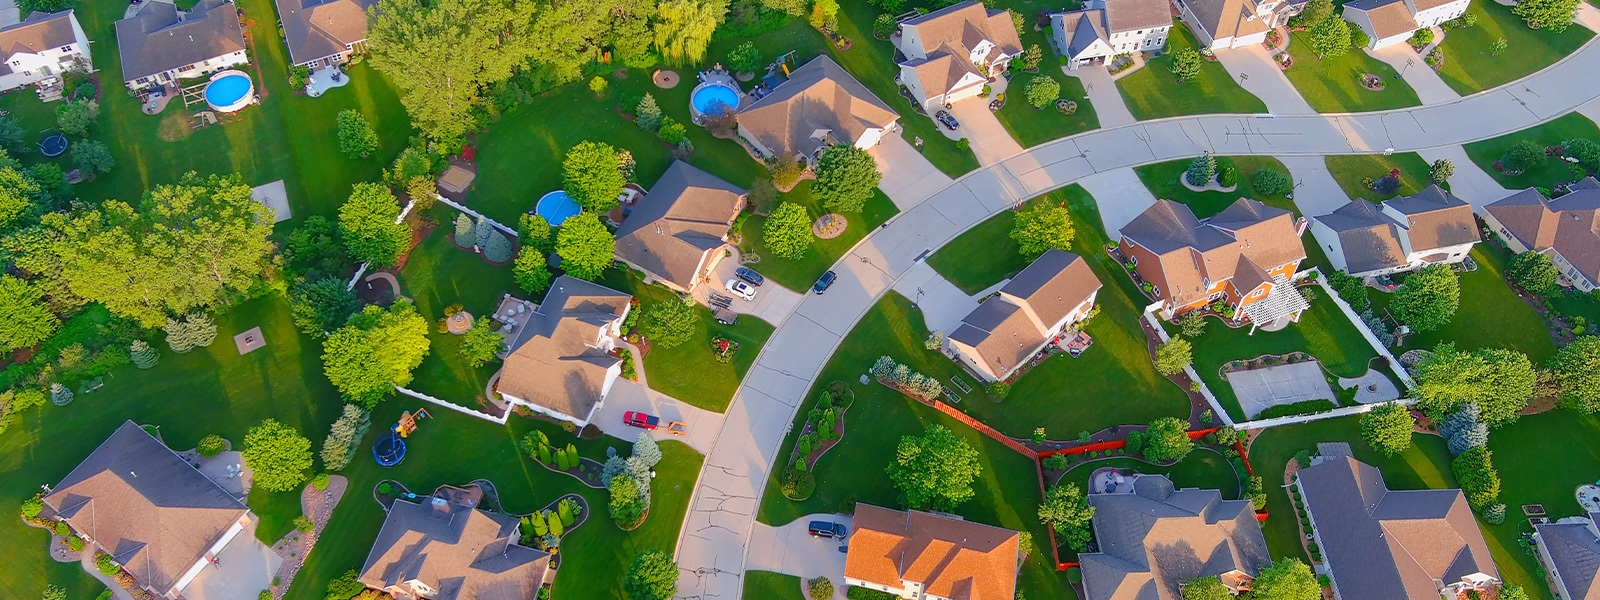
[808, 521, 848, 539]
[735, 266, 765, 286]
[935, 110, 960, 131]
[725, 278, 757, 301]
[812, 271, 837, 295]
[623, 411, 660, 430]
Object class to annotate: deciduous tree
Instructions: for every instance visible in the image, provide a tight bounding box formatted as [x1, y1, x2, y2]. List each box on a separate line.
[1499, 139, 1546, 174]
[762, 201, 812, 259]
[887, 424, 981, 511]
[1142, 417, 1193, 463]
[55, 99, 98, 137]
[812, 144, 880, 213]
[639, 297, 697, 349]
[70, 140, 114, 176]
[654, 0, 725, 66]
[321, 300, 432, 407]
[1169, 50, 1201, 82]
[338, 182, 410, 267]
[1360, 403, 1414, 457]
[1025, 75, 1060, 108]
[1429, 158, 1455, 183]
[1508, 251, 1557, 295]
[1010, 202, 1075, 259]
[1391, 264, 1459, 332]
[1414, 343, 1535, 426]
[0, 275, 57, 353]
[624, 549, 678, 600]
[563, 141, 626, 212]
[336, 110, 379, 159]
[553, 212, 614, 281]
[727, 41, 762, 73]
[513, 247, 553, 294]
[1037, 482, 1095, 549]
[1154, 338, 1192, 375]
[1180, 576, 1232, 600]
[1251, 558, 1320, 600]
[1513, 0, 1579, 32]
[458, 316, 505, 367]
[0, 166, 40, 232]
[242, 419, 313, 493]
[1549, 335, 1600, 413]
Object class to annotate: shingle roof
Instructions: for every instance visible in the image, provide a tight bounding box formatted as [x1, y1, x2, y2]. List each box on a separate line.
[951, 250, 1101, 379]
[1297, 456, 1498, 600]
[614, 161, 745, 290]
[359, 494, 550, 600]
[1055, 10, 1114, 60]
[1181, 0, 1269, 42]
[114, 0, 245, 82]
[736, 55, 898, 159]
[0, 9, 78, 62]
[44, 421, 250, 596]
[1001, 249, 1103, 327]
[274, 0, 375, 65]
[1103, 0, 1174, 33]
[901, 1, 1024, 58]
[1485, 180, 1600, 286]
[1385, 185, 1479, 252]
[845, 504, 1021, 600]
[1411, 0, 1461, 12]
[1314, 200, 1408, 274]
[951, 299, 1047, 378]
[1342, 0, 1421, 40]
[498, 276, 631, 422]
[1120, 198, 1305, 308]
[1536, 519, 1600, 600]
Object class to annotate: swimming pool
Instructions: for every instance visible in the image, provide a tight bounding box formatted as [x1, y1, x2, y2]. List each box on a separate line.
[535, 190, 582, 226]
[691, 82, 740, 117]
[204, 71, 254, 113]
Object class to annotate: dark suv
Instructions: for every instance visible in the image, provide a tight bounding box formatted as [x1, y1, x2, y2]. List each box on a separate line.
[808, 521, 847, 539]
[812, 270, 837, 295]
[736, 266, 765, 286]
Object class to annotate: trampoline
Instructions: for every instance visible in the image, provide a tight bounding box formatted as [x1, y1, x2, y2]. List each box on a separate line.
[535, 190, 582, 226]
[38, 133, 67, 157]
[373, 432, 407, 466]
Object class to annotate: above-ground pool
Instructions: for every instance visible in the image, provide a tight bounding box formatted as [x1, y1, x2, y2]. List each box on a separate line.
[204, 70, 255, 113]
[691, 82, 739, 117]
[535, 190, 582, 226]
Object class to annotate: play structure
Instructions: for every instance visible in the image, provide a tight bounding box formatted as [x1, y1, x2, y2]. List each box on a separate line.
[373, 408, 433, 467]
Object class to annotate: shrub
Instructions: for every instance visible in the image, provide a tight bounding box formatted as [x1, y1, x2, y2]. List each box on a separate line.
[1024, 76, 1061, 108]
[294, 515, 314, 532]
[1499, 140, 1546, 174]
[1042, 454, 1070, 470]
[1482, 502, 1507, 524]
[1408, 28, 1434, 45]
[1508, 251, 1558, 295]
[22, 497, 43, 518]
[1252, 168, 1293, 195]
[1255, 399, 1337, 419]
[97, 553, 120, 575]
[197, 434, 228, 457]
[313, 472, 331, 490]
[1169, 49, 1201, 82]
[987, 381, 1011, 399]
[1451, 446, 1501, 510]
[807, 577, 834, 600]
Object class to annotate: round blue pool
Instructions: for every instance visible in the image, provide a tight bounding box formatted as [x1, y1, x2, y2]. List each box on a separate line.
[204, 71, 254, 113]
[691, 83, 739, 116]
[535, 190, 582, 226]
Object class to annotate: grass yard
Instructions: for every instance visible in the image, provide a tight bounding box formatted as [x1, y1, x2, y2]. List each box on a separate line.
[1115, 27, 1268, 120]
[1134, 156, 1295, 216]
[397, 218, 519, 406]
[1323, 152, 1436, 201]
[738, 182, 899, 291]
[743, 571, 806, 600]
[1463, 112, 1600, 189]
[1435, 0, 1593, 95]
[1282, 40, 1420, 113]
[1368, 245, 1555, 363]
[997, 73, 1101, 147]
[1050, 450, 1241, 559]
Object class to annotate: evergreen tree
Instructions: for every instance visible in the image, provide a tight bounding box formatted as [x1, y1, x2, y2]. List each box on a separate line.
[130, 340, 160, 369]
[165, 316, 197, 353]
[633, 431, 662, 468]
[1185, 153, 1217, 186]
[474, 214, 493, 249]
[185, 313, 218, 349]
[635, 93, 663, 132]
[50, 382, 73, 406]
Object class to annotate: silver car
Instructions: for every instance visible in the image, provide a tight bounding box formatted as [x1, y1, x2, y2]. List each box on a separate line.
[724, 279, 757, 301]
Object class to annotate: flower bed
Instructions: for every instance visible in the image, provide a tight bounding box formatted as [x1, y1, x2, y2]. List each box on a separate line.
[710, 337, 739, 364]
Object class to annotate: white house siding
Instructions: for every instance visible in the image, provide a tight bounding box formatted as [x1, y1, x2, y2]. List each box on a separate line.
[735, 123, 776, 160]
[1553, 252, 1598, 292]
[128, 48, 249, 89]
[855, 127, 887, 150]
[1480, 211, 1530, 253]
[1176, 0, 1223, 47]
[0, 17, 92, 93]
[1108, 26, 1171, 54]
[1411, 0, 1469, 27]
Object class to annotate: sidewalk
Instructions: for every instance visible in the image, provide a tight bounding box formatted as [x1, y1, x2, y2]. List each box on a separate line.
[1062, 65, 1135, 128]
[1364, 45, 1459, 105]
[1214, 45, 1316, 115]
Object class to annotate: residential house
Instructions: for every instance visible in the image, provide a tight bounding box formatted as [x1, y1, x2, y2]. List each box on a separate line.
[1483, 178, 1600, 292]
[359, 484, 551, 600]
[1343, 0, 1470, 49]
[1176, 0, 1307, 49]
[0, 9, 92, 93]
[115, 0, 247, 90]
[43, 421, 282, 600]
[273, 0, 377, 68]
[495, 276, 632, 427]
[1119, 198, 1310, 324]
[614, 160, 747, 294]
[844, 503, 1022, 600]
[946, 249, 1103, 382]
[1309, 185, 1480, 278]
[894, 1, 1023, 110]
[735, 55, 899, 165]
[1297, 455, 1501, 600]
[1080, 474, 1271, 600]
[1051, 0, 1173, 70]
[1532, 512, 1600, 600]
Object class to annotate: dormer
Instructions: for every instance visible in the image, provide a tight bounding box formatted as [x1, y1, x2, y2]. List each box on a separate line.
[969, 39, 995, 64]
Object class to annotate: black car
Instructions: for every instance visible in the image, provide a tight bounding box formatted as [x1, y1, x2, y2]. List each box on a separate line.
[808, 521, 847, 539]
[812, 270, 837, 294]
[736, 266, 765, 287]
[935, 110, 960, 131]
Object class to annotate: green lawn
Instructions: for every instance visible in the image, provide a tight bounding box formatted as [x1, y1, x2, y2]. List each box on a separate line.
[1115, 27, 1268, 119]
[1133, 156, 1295, 216]
[1282, 39, 1420, 113]
[398, 219, 520, 405]
[1323, 153, 1436, 201]
[926, 194, 1042, 295]
[738, 182, 899, 291]
[1435, 0, 1594, 95]
[1051, 450, 1240, 559]
[997, 73, 1101, 147]
[1463, 112, 1600, 189]
[743, 571, 806, 600]
[1369, 245, 1556, 363]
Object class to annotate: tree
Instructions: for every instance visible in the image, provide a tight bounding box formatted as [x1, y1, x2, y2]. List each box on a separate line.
[1180, 576, 1232, 600]
[1429, 158, 1455, 183]
[458, 316, 505, 367]
[474, 214, 494, 250]
[763, 201, 813, 259]
[1451, 445, 1501, 510]
[1010, 203, 1075, 259]
[1169, 49, 1202, 82]
[812, 144, 880, 213]
[1142, 417, 1193, 463]
[1499, 586, 1530, 600]
[41, 584, 65, 600]
[1508, 251, 1558, 295]
[589, 76, 610, 97]
[0, 166, 40, 232]
[70, 140, 114, 176]
[624, 549, 678, 600]
[1154, 338, 1192, 376]
[336, 110, 379, 159]
[635, 93, 663, 132]
[1025, 75, 1061, 108]
[28, 163, 73, 210]
[1179, 312, 1208, 337]
[563, 141, 626, 213]
[242, 419, 313, 492]
[1348, 25, 1370, 48]
[553, 212, 615, 280]
[1549, 336, 1600, 413]
[49, 382, 72, 406]
[808, 0, 838, 29]
[1490, 37, 1509, 56]
[1565, 138, 1600, 172]
[1439, 402, 1489, 454]
[1185, 153, 1216, 186]
[1251, 558, 1320, 600]
[339, 182, 410, 266]
[321, 300, 432, 407]
[1293, 0, 1333, 25]
[288, 276, 360, 334]
[519, 213, 554, 253]
[634, 431, 663, 467]
[55, 99, 99, 137]
[1252, 168, 1293, 195]
[1513, 0, 1579, 32]
[806, 577, 834, 600]
[0, 114, 25, 157]
[0, 276, 57, 353]
[654, 0, 725, 66]
[513, 247, 553, 294]
[1037, 483, 1095, 549]
[886, 424, 982, 511]
[1414, 343, 1535, 426]
[768, 154, 805, 189]
[727, 41, 762, 73]
[1360, 403, 1415, 457]
[130, 339, 160, 369]
[1022, 44, 1044, 70]
[388, 146, 432, 187]
[639, 297, 697, 349]
[284, 215, 352, 279]
[609, 474, 647, 525]
[1390, 264, 1459, 332]
[319, 403, 371, 471]
[1499, 139, 1546, 174]
[164, 313, 217, 353]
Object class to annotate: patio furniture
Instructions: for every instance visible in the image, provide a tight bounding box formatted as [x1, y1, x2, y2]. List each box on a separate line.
[1061, 331, 1093, 357]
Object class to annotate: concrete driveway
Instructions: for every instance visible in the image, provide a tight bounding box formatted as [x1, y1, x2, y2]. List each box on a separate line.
[694, 248, 803, 327]
[891, 262, 1005, 336]
[592, 379, 723, 453]
[1365, 45, 1459, 105]
[1281, 155, 1351, 215]
[746, 513, 853, 588]
[946, 96, 1024, 166]
[178, 522, 282, 600]
[1415, 146, 1511, 208]
[1214, 46, 1316, 116]
[1078, 167, 1158, 234]
[870, 133, 953, 210]
[1063, 65, 1135, 128]
[1224, 361, 1337, 419]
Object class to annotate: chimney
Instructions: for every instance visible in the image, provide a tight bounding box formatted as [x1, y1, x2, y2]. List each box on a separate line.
[430, 496, 449, 516]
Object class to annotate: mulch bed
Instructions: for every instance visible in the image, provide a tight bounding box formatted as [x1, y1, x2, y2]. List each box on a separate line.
[270, 475, 349, 599]
[1137, 316, 1215, 425]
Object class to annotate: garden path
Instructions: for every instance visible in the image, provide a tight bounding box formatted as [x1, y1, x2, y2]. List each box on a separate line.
[1365, 45, 1460, 105]
[1063, 65, 1136, 128]
[1214, 45, 1317, 116]
[1414, 146, 1512, 206]
[593, 379, 723, 455]
[744, 513, 852, 598]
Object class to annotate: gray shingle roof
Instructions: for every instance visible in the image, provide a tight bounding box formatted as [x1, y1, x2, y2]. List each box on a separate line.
[614, 161, 746, 290]
[359, 493, 550, 600]
[0, 9, 78, 63]
[1315, 200, 1407, 274]
[274, 0, 375, 65]
[1536, 519, 1600, 600]
[498, 276, 631, 422]
[114, 0, 245, 83]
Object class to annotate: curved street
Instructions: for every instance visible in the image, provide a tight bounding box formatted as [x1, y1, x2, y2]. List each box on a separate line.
[671, 34, 1600, 600]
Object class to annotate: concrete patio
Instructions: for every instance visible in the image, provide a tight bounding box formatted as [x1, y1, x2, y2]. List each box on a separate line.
[306, 67, 351, 98]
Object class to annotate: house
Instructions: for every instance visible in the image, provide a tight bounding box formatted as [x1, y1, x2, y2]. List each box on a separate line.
[1119, 198, 1309, 324]
[495, 276, 632, 427]
[43, 421, 281, 600]
[115, 0, 247, 90]
[1532, 512, 1600, 600]
[946, 249, 1102, 382]
[1050, 0, 1173, 70]
[1483, 178, 1600, 292]
[1176, 0, 1306, 49]
[359, 484, 551, 600]
[0, 9, 92, 93]
[1309, 185, 1480, 278]
[614, 160, 747, 294]
[1343, 0, 1470, 49]
[1080, 473, 1271, 600]
[844, 503, 1022, 600]
[1296, 455, 1500, 600]
[735, 55, 899, 165]
[273, 0, 377, 68]
[893, 1, 1023, 110]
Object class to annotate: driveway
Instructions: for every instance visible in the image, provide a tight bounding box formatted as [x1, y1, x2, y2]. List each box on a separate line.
[745, 513, 853, 587]
[694, 249, 803, 327]
[1365, 46, 1459, 105]
[177, 521, 282, 600]
[1214, 46, 1316, 115]
[1280, 155, 1351, 216]
[1415, 146, 1512, 208]
[1224, 361, 1337, 419]
[592, 379, 723, 454]
[1077, 167, 1158, 234]
[891, 262, 1005, 336]
[870, 133, 953, 210]
[946, 96, 1024, 166]
[1063, 65, 1135, 128]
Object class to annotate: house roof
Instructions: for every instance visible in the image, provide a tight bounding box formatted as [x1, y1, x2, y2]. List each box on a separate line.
[735, 55, 898, 159]
[1081, 474, 1271, 600]
[1297, 456, 1498, 600]
[845, 503, 1021, 600]
[1102, 0, 1174, 33]
[951, 250, 1101, 379]
[1411, 0, 1462, 13]
[498, 276, 632, 422]
[1055, 10, 1114, 60]
[1120, 198, 1305, 308]
[615, 161, 746, 290]
[43, 421, 250, 596]
[1485, 179, 1600, 286]
[1535, 518, 1600, 600]
[1385, 185, 1479, 252]
[900, 1, 1024, 58]
[0, 9, 78, 62]
[359, 493, 551, 600]
[1315, 200, 1408, 274]
[114, 0, 245, 82]
[1181, 0, 1269, 42]
[1342, 0, 1420, 40]
[1001, 249, 1103, 327]
[274, 0, 376, 65]
[951, 299, 1047, 378]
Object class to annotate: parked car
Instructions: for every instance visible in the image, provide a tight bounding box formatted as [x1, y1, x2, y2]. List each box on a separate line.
[935, 110, 959, 131]
[808, 521, 848, 539]
[623, 411, 660, 430]
[725, 278, 757, 301]
[735, 266, 765, 286]
[812, 271, 837, 295]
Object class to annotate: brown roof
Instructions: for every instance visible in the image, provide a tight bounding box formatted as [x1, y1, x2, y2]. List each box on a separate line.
[359, 492, 550, 600]
[900, 1, 1024, 59]
[1411, 0, 1460, 12]
[1385, 185, 1479, 252]
[44, 421, 251, 596]
[950, 299, 1048, 379]
[614, 160, 746, 290]
[1182, 0, 1269, 42]
[904, 53, 983, 100]
[498, 276, 631, 422]
[1486, 181, 1600, 286]
[845, 504, 1021, 600]
[0, 10, 79, 62]
[275, 0, 375, 64]
[1343, 0, 1420, 40]
[1120, 199, 1305, 308]
[1535, 518, 1600, 600]
[1104, 0, 1175, 33]
[736, 55, 898, 159]
[114, 0, 246, 82]
[950, 250, 1101, 380]
[1001, 249, 1102, 327]
[1314, 200, 1408, 274]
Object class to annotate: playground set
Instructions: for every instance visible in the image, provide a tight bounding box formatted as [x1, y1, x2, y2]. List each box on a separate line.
[373, 408, 432, 467]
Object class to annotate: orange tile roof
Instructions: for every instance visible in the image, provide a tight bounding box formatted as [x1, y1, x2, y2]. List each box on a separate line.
[845, 504, 1021, 600]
